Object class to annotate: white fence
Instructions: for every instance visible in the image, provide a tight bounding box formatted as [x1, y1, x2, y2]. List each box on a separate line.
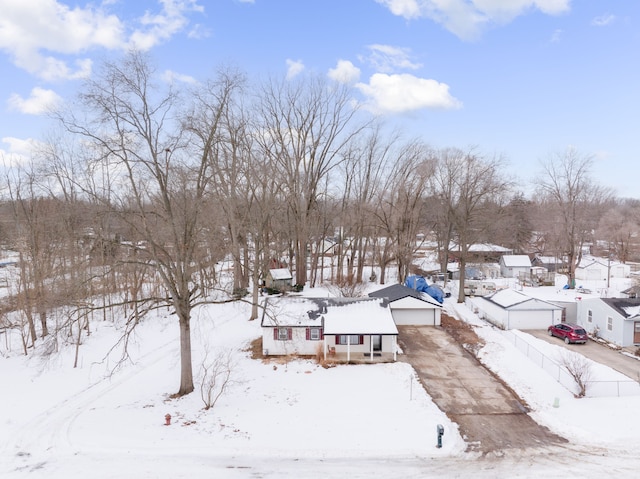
[502, 330, 640, 398]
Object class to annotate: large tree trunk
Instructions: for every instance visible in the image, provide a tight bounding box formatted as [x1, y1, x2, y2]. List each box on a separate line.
[457, 256, 467, 304]
[176, 306, 194, 396]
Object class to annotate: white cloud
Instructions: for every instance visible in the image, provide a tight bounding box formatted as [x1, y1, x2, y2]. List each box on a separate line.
[355, 73, 462, 114]
[286, 59, 305, 79]
[364, 44, 422, 73]
[128, 0, 204, 50]
[376, 0, 571, 41]
[7, 87, 63, 115]
[162, 69, 198, 85]
[187, 23, 211, 39]
[0, 0, 124, 80]
[0, 0, 203, 80]
[328, 60, 361, 84]
[591, 14, 615, 27]
[375, 0, 422, 18]
[550, 28, 563, 43]
[0, 136, 41, 167]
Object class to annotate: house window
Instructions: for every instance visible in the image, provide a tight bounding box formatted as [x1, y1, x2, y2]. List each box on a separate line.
[607, 317, 613, 331]
[274, 328, 292, 341]
[587, 310, 592, 323]
[306, 327, 323, 341]
[336, 335, 363, 345]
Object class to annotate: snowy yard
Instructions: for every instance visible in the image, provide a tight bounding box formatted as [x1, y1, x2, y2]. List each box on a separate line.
[2, 281, 640, 478]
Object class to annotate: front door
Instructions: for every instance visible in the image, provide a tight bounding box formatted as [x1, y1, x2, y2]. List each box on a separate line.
[372, 335, 382, 352]
[634, 322, 640, 344]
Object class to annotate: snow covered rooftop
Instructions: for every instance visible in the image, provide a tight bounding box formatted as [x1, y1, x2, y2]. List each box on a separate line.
[369, 283, 442, 308]
[621, 305, 640, 319]
[501, 255, 532, 267]
[485, 288, 562, 310]
[268, 268, 292, 280]
[261, 296, 398, 335]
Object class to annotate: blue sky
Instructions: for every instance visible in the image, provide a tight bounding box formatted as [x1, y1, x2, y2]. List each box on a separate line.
[1, 0, 639, 197]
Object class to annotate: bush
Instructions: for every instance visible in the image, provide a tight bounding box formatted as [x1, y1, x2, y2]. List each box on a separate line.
[199, 349, 236, 411]
[293, 283, 304, 292]
[559, 351, 593, 398]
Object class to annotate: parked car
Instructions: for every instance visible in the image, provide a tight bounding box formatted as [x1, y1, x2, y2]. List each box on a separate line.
[547, 323, 588, 344]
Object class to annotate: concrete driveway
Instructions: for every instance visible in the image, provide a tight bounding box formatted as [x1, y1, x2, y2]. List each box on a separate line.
[526, 329, 640, 381]
[397, 325, 566, 455]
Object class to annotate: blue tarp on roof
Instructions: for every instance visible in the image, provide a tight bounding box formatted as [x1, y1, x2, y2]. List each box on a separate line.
[404, 275, 444, 304]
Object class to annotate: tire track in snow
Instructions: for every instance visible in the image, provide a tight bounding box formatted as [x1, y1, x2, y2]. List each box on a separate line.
[2, 338, 177, 471]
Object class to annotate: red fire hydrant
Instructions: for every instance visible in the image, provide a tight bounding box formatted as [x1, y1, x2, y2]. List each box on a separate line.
[164, 414, 172, 426]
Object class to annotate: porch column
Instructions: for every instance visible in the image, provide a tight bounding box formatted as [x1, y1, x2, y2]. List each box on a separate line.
[393, 335, 397, 361]
[323, 336, 327, 361]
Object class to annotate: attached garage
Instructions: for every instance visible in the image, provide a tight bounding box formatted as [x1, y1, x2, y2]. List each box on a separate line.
[369, 284, 442, 326]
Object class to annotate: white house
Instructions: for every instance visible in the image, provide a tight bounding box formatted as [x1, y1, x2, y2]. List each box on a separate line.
[575, 258, 631, 282]
[261, 296, 398, 361]
[577, 297, 640, 347]
[499, 255, 532, 278]
[368, 284, 442, 326]
[469, 288, 564, 330]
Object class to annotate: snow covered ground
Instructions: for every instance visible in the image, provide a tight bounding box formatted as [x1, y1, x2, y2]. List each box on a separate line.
[1, 278, 640, 478]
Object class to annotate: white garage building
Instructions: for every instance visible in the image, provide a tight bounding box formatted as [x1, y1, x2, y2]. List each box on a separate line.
[469, 288, 564, 330]
[369, 284, 443, 326]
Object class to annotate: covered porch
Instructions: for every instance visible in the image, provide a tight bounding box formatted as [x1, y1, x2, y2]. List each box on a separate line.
[324, 345, 397, 364]
[322, 305, 399, 363]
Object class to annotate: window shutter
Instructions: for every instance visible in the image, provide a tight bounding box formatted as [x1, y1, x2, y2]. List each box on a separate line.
[320, 329, 324, 340]
[288, 328, 292, 340]
[306, 328, 310, 340]
[274, 328, 278, 340]
[359, 335, 364, 345]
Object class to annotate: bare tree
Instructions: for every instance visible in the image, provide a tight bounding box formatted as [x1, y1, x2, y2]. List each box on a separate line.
[493, 193, 534, 254]
[254, 74, 366, 287]
[559, 351, 593, 398]
[59, 52, 240, 396]
[375, 140, 432, 284]
[430, 148, 512, 302]
[335, 126, 393, 284]
[536, 148, 612, 289]
[4, 164, 62, 344]
[595, 199, 640, 263]
[199, 348, 236, 410]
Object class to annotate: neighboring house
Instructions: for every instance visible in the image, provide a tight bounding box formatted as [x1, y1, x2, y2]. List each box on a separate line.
[368, 284, 443, 326]
[469, 288, 564, 330]
[265, 268, 293, 291]
[577, 298, 640, 347]
[499, 255, 532, 279]
[449, 242, 513, 264]
[451, 266, 485, 281]
[260, 296, 398, 361]
[575, 258, 630, 281]
[515, 287, 580, 323]
[621, 285, 640, 299]
[532, 255, 565, 273]
[608, 262, 630, 279]
[575, 259, 608, 281]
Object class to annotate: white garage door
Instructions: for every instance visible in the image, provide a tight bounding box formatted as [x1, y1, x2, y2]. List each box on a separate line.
[392, 309, 435, 326]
